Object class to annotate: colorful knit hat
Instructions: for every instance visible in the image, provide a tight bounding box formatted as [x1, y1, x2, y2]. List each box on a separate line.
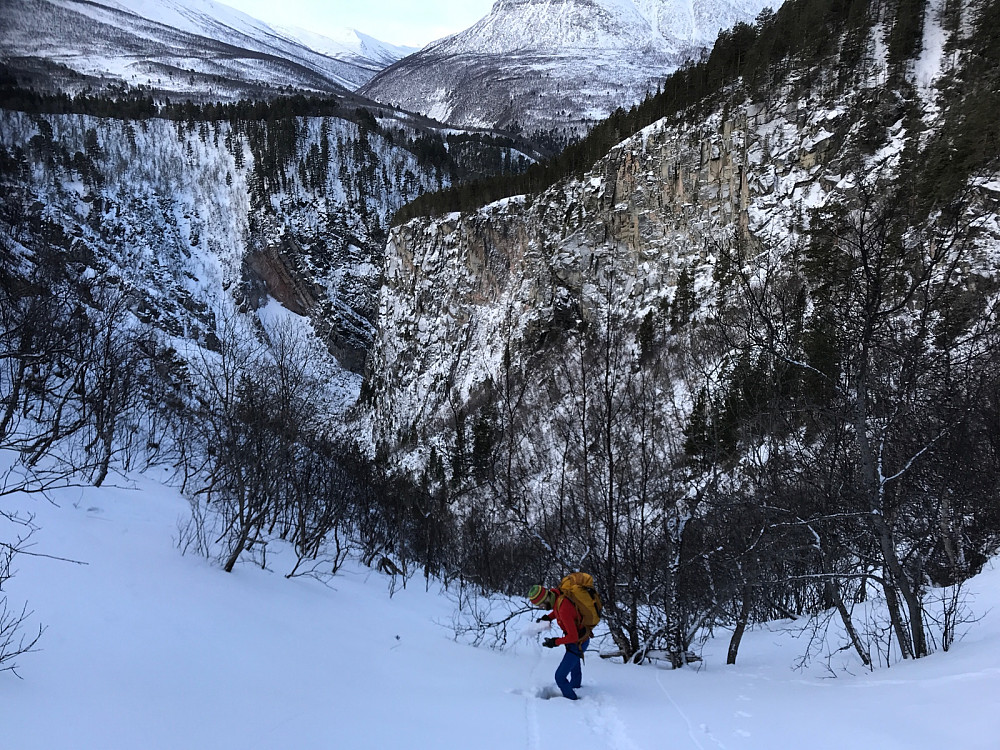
[528, 585, 552, 607]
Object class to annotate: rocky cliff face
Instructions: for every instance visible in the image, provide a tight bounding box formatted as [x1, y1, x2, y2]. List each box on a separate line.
[362, 16, 1000, 472]
[365, 108, 796, 457]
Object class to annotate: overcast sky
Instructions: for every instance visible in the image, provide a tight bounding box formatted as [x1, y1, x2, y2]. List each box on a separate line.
[222, 0, 496, 48]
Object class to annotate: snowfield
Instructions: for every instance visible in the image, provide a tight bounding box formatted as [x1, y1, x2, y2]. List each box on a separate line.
[3, 465, 999, 749]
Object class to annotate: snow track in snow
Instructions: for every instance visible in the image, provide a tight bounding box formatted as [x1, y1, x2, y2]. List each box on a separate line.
[585, 689, 642, 750]
[656, 671, 729, 749]
[524, 689, 543, 749]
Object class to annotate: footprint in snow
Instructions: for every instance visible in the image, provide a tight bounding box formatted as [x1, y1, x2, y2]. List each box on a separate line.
[536, 686, 565, 700]
[507, 686, 566, 700]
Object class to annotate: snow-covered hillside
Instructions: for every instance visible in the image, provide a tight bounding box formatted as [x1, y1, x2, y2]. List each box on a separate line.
[3, 1, 1000, 743]
[1, 0, 410, 99]
[361, 0, 779, 132]
[3, 461, 999, 749]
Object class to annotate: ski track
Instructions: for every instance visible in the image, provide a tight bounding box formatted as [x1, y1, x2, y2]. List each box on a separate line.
[524, 647, 545, 749]
[525, 691, 542, 750]
[656, 672, 729, 750]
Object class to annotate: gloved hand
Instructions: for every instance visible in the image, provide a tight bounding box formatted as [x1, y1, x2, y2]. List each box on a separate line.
[542, 637, 558, 648]
[536, 615, 552, 623]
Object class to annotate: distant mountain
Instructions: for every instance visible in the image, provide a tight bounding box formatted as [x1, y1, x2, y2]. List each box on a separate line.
[1, 0, 412, 100]
[274, 25, 418, 71]
[360, 0, 779, 134]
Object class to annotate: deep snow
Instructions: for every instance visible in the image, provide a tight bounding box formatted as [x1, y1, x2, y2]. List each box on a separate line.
[3, 466, 999, 749]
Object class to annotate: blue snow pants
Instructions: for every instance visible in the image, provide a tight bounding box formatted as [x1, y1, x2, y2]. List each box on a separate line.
[554, 639, 589, 700]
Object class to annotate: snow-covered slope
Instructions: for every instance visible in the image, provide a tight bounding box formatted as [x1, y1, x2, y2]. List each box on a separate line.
[361, 0, 779, 133]
[1, 0, 409, 99]
[3, 460, 999, 749]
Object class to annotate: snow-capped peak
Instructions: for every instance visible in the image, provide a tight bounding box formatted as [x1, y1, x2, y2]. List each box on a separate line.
[362, 0, 779, 133]
[274, 25, 418, 68]
[427, 0, 774, 55]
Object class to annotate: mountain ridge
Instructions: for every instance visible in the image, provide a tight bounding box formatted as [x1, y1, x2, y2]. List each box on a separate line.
[1, 0, 413, 99]
[361, 0, 778, 132]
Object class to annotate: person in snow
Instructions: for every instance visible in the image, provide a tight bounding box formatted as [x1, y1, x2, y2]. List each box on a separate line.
[528, 584, 588, 700]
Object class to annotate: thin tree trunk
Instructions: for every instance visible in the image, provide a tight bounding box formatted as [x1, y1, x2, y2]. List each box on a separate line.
[223, 514, 254, 573]
[874, 513, 927, 657]
[727, 584, 753, 665]
[827, 579, 871, 667]
[855, 373, 923, 659]
[0, 356, 26, 441]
